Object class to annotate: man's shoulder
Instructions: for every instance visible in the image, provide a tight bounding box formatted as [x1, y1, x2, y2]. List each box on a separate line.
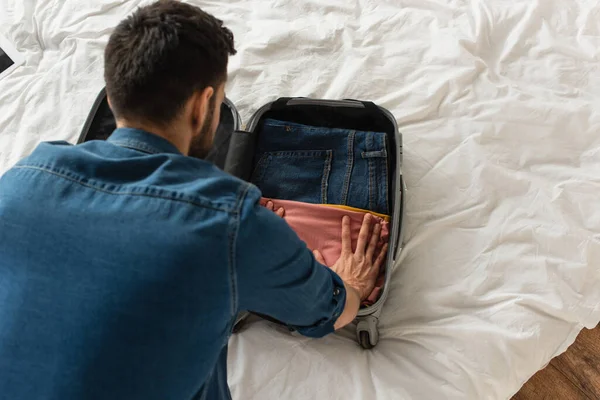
[13, 140, 262, 215]
[171, 163, 262, 214]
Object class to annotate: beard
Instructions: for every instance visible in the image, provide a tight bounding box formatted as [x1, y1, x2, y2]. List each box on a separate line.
[188, 98, 216, 159]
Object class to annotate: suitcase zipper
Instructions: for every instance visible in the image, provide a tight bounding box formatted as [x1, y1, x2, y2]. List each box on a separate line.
[286, 99, 364, 108]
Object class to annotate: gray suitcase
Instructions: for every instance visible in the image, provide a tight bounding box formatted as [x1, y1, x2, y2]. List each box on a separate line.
[79, 91, 406, 349]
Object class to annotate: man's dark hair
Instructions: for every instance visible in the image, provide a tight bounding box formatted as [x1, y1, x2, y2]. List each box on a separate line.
[104, 0, 236, 126]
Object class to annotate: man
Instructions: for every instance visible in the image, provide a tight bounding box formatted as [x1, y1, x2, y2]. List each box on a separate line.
[0, 1, 387, 399]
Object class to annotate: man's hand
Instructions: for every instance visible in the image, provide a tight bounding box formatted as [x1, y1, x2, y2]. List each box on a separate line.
[264, 200, 285, 218]
[314, 214, 388, 301]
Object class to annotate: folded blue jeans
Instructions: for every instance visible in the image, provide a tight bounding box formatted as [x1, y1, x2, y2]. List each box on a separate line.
[251, 119, 389, 215]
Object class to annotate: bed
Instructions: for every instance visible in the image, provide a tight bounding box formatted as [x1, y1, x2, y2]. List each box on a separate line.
[1, 0, 599, 398]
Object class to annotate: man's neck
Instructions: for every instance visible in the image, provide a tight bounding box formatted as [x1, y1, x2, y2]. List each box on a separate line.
[116, 119, 190, 155]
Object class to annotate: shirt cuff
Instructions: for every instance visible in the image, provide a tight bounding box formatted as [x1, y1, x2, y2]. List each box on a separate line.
[293, 273, 347, 338]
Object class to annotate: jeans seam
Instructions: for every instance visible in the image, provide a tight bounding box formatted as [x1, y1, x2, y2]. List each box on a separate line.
[229, 183, 252, 319]
[12, 165, 236, 213]
[367, 134, 376, 211]
[265, 151, 330, 157]
[341, 130, 355, 205]
[321, 150, 332, 203]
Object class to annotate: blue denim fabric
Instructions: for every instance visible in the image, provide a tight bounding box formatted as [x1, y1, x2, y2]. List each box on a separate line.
[0, 128, 346, 400]
[251, 119, 389, 214]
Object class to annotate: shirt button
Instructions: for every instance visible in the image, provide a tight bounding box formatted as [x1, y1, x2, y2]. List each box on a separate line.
[333, 288, 340, 296]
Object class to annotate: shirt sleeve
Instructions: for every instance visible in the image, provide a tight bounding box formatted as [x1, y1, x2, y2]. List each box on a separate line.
[235, 198, 346, 338]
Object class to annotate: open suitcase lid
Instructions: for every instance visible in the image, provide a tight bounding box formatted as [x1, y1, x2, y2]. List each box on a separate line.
[78, 87, 242, 170]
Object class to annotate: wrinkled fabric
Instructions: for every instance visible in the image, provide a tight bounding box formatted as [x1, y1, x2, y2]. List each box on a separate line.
[252, 119, 389, 215]
[260, 197, 389, 306]
[0, 128, 347, 400]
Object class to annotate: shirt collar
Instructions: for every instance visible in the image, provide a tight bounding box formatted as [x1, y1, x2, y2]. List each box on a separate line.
[107, 128, 182, 156]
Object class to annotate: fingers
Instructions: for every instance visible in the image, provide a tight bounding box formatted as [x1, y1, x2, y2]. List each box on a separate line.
[341, 216, 352, 253]
[266, 201, 285, 218]
[372, 243, 389, 273]
[366, 222, 382, 262]
[313, 250, 326, 265]
[355, 213, 373, 255]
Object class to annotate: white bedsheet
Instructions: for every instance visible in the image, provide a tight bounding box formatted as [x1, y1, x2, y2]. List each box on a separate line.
[2, 0, 600, 398]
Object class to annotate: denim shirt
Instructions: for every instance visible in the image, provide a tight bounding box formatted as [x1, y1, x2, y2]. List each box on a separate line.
[0, 128, 346, 400]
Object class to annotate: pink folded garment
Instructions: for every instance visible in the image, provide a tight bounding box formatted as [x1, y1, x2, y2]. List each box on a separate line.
[260, 197, 389, 306]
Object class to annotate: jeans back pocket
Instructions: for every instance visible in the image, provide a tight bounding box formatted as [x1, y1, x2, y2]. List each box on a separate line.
[251, 150, 333, 204]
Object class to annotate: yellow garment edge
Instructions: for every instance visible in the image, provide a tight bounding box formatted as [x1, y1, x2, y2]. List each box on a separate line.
[319, 204, 390, 222]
